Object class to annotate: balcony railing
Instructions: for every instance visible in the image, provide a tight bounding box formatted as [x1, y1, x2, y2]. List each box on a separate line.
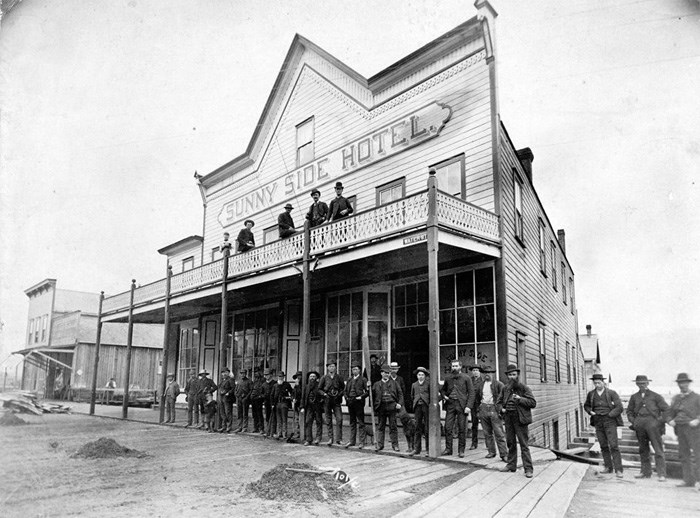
[101, 190, 499, 314]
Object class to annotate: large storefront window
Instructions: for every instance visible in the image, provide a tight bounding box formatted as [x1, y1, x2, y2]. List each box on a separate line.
[178, 325, 199, 384]
[232, 307, 280, 375]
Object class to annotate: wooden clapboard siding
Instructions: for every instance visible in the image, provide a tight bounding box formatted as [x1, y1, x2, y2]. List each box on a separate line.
[72, 343, 160, 391]
[167, 246, 202, 271]
[497, 128, 586, 449]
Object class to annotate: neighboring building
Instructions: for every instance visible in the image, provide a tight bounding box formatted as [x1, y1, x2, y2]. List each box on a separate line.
[101, 2, 586, 449]
[16, 279, 163, 399]
[579, 324, 602, 391]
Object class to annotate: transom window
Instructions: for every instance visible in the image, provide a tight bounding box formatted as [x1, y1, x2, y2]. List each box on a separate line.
[433, 155, 464, 198]
[296, 117, 314, 167]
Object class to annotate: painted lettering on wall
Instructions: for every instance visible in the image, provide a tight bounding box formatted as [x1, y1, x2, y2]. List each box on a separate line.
[218, 102, 452, 228]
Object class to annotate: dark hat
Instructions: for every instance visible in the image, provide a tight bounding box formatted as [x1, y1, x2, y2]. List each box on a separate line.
[676, 373, 693, 383]
[199, 370, 209, 376]
[505, 364, 520, 374]
[222, 368, 230, 373]
[166, 373, 175, 378]
[239, 369, 247, 374]
[590, 373, 606, 381]
[370, 354, 378, 359]
[284, 203, 293, 210]
[380, 364, 392, 373]
[263, 368, 272, 375]
[481, 366, 497, 373]
[310, 188, 320, 196]
[335, 181, 344, 189]
[292, 371, 303, 380]
[244, 219, 255, 227]
[351, 363, 362, 370]
[633, 375, 651, 383]
[308, 371, 320, 379]
[277, 371, 286, 378]
[414, 366, 430, 376]
[326, 361, 337, 367]
[469, 365, 482, 372]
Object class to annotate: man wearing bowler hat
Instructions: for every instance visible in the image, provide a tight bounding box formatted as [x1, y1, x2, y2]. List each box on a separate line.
[327, 181, 353, 222]
[217, 368, 235, 433]
[478, 366, 508, 462]
[626, 374, 669, 481]
[667, 373, 700, 488]
[306, 188, 328, 228]
[236, 219, 255, 252]
[319, 361, 345, 445]
[278, 203, 296, 238]
[584, 372, 624, 477]
[497, 364, 536, 477]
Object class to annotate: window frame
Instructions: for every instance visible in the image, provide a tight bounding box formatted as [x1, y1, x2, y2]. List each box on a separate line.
[566, 340, 571, 383]
[539, 322, 547, 382]
[181, 256, 194, 272]
[538, 219, 546, 275]
[513, 172, 524, 244]
[211, 247, 220, 262]
[375, 177, 406, 207]
[569, 277, 575, 313]
[263, 225, 278, 245]
[554, 332, 561, 383]
[41, 315, 48, 342]
[550, 242, 557, 290]
[561, 263, 567, 304]
[431, 154, 466, 199]
[296, 117, 315, 167]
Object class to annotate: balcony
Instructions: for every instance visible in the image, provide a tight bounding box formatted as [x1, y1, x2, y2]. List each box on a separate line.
[102, 190, 500, 315]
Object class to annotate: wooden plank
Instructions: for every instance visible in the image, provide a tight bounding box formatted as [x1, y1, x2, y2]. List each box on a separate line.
[362, 465, 458, 498]
[493, 461, 571, 518]
[528, 462, 587, 517]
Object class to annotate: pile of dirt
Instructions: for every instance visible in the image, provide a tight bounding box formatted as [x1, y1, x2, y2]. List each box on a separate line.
[71, 437, 147, 459]
[246, 463, 348, 502]
[0, 412, 28, 426]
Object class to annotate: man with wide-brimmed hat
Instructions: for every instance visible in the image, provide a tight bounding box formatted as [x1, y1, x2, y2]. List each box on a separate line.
[271, 371, 293, 439]
[497, 364, 536, 477]
[584, 372, 624, 477]
[236, 219, 255, 252]
[278, 203, 296, 238]
[667, 373, 700, 488]
[626, 374, 669, 481]
[327, 181, 354, 222]
[234, 368, 253, 433]
[306, 188, 329, 228]
[319, 361, 345, 445]
[217, 368, 235, 433]
[301, 370, 323, 445]
[183, 370, 200, 428]
[163, 373, 180, 424]
[409, 366, 430, 456]
[478, 366, 508, 462]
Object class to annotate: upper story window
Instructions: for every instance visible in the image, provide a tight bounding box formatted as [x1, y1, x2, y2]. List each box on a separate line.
[561, 263, 567, 303]
[433, 155, 464, 198]
[211, 247, 220, 262]
[566, 340, 571, 383]
[514, 172, 524, 243]
[554, 332, 561, 383]
[538, 219, 546, 275]
[569, 277, 575, 313]
[539, 322, 547, 382]
[296, 117, 314, 167]
[550, 242, 557, 290]
[263, 225, 278, 245]
[376, 178, 405, 206]
[41, 315, 48, 342]
[182, 257, 194, 272]
[28, 318, 35, 345]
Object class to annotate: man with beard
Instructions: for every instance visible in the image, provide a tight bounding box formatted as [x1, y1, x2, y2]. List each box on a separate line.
[667, 373, 700, 488]
[305, 188, 329, 228]
[468, 365, 484, 450]
[301, 371, 323, 445]
[271, 372, 293, 439]
[478, 366, 508, 462]
[439, 359, 475, 457]
[584, 373, 624, 478]
[497, 364, 536, 478]
[217, 368, 235, 433]
[319, 361, 345, 446]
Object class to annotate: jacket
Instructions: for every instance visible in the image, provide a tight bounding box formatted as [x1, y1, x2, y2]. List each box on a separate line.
[668, 391, 700, 426]
[219, 377, 235, 401]
[164, 381, 180, 398]
[197, 377, 218, 398]
[271, 381, 293, 405]
[476, 378, 505, 409]
[584, 388, 623, 427]
[327, 196, 354, 221]
[278, 211, 295, 234]
[306, 201, 329, 227]
[440, 372, 475, 410]
[496, 382, 537, 425]
[235, 377, 253, 400]
[372, 378, 405, 412]
[626, 389, 669, 424]
[319, 374, 345, 404]
[251, 376, 265, 400]
[236, 227, 255, 252]
[344, 375, 368, 404]
[184, 377, 199, 396]
[470, 376, 484, 408]
[411, 380, 430, 407]
[301, 379, 322, 409]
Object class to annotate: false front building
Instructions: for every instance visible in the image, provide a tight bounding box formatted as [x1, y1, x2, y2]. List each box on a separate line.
[101, 2, 586, 451]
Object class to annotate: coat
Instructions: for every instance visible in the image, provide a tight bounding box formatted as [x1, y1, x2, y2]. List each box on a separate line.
[372, 378, 405, 412]
[235, 377, 253, 400]
[236, 227, 255, 252]
[584, 388, 623, 427]
[271, 381, 293, 406]
[301, 379, 322, 410]
[306, 201, 329, 227]
[440, 372, 475, 410]
[496, 382, 537, 425]
[278, 211, 295, 233]
[327, 196, 354, 221]
[319, 374, 345, 405]
[344, 375, 368, 404]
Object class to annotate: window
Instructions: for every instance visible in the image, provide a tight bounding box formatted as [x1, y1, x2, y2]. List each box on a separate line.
[514, 173, 524, 243]
[569, 277, 575, 313]
[41, 315, 48, 342]
[211, 247, 220, 262]
[34, 318, 39, 343]
[182, 256, 194, 272]
[516, 332, 527, 373]
[550, 242, 557, 290]
[178, 328, 199, 385]
[28, 318, 35, 345]
[566, 341, 571, 383]
[263, 225, 278, 245]
[538, 219, 546, 275]
[394, 281, 428, 328]
[376, 177, 405, 206]
[232, 307, 280, 376]
[327, 292, 365, 379]
[554, 332, 561, 383]
[561, 263, 567, 303]
[296, 117, 314, 167]
[539, 322, 547, 382]
[572, 345, 577, 384]
[433, 155, 465, 198]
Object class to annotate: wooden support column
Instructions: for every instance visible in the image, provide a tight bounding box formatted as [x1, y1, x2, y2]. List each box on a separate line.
[299, 220, 311, 440]
[158, 266, 173, 424]
[122, 280, 136, 419]
[89, 292, 105, 415]
[215, 239, 232, 429]
[427, 170, 441, 458]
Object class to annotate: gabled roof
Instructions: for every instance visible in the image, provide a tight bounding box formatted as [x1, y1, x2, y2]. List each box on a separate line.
[579, 333, 600, 363]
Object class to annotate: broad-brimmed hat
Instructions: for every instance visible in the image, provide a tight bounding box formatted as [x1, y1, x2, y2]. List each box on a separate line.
[239, 369, 248, 375]
[292, 371, 303, 380]
[505, 364, 520, 374]
[590, 373, 606, 381]
[308, 371, 320, 379]
[284, 203, 293, 210]
[335, 181, 344, 189]
[414, 366, 430, 376]
[482, 366, 497, 373]
[633, 375, 651, 383]
[199, 370, 209, 376]
[469, 365, 482, 372]
[676, 373, 693, 383]
[244, 219, 255, 227]
[310, 188, 320, 196]
[380, 364, 392, 373]
[166, 373, 175, 378]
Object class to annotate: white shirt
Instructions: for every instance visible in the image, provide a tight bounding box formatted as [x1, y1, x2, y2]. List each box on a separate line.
[482, 381, 493, 404]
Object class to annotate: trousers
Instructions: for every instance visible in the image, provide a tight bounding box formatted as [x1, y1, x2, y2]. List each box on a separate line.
[634, 416, 666, 477]
[504, 411, 533, 472]
[479, 404, 507, 458]
[594, 415, 622, 473]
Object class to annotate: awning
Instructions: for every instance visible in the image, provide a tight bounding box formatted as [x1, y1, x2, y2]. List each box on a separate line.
[15, 347, 75, 371]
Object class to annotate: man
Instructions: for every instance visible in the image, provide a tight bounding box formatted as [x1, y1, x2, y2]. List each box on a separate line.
[271, 372, 293, 439]
[183, 371, 199, 428]
[372, 364, 404, 451]
[163, 373, 180, 424]
[497, 364, 537, 478]
[667, 372, 700, 488]
[344, 364, 368, 449]
[234, 368, 253, 432]
[439, 359, 475, 457]
[236, 219, 255, 252]
[217, 368, 235, 433]
[626, 374, 669, 481]
[319, 361, 345, 445]
[278, 203, 296, 238]
[363, 354, 382, 387]
[250, 369, 265, 433]
[301, 371, 323, 446]
[104, 377, 117, 405]
[469, 365, 484, 450]
[306, 188, 328, 228]
[410, 367, 430, 456]
[478, 366, 508, 462]
[327, 181, 353, 222]
[291, 371, 303, 440]
[262, 368, 276, 437]
[584, 372, 624, 478]
[196, 370, 218, 430]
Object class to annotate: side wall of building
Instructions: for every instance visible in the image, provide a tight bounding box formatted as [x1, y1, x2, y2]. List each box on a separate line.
[72, 343, 161, 391]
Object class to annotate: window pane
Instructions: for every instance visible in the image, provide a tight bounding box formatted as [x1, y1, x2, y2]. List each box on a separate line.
[458, 344, 474, 367]
[368, 292, 387, 320]
[405, 304, 417, 327]
[439, 309, 456, 344]
[298, 144, 313, 165]
[417, 281, 428, 303]
[476, 305, 495, 342]
[440, 346, 456, 378]
[327, 296, 338, 323]
[351, 352, 363, 371]
[327, 324, 338, 353]
[351, 321, 363, 351]
[437, 161, 461, 197]
[338, 353, 350, 379]
[417, 303, 429, 325]
[456, 271, 474, 307]
[475, 268, 494, 304]
[351, 292, 363, 321]
[395, 306, 405, 328]
[339, 294, 351, 323]
[457, 307, 475, 344]
[404, 283, 416, 305]
[395, 285, 405, 306]
[297, 120, 313, 144]
[439, 275, 454, 310]
[477, 342, 496, 371]
[368, 321, 388, 350]
[339, 323, 350, 351]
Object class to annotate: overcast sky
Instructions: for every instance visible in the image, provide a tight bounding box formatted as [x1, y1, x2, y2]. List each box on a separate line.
[1, 0, 698, 389]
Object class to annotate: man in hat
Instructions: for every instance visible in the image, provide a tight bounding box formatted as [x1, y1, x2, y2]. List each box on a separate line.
[217, 368, 235, 433]
[584, 373, 624, 477]
[468, 365, 484, 450]
[667, 373, 700, 488]
[271, 372, 293, 439]
[410, 366, 430, 456]
[183, 370, 200, 427]
[327, 181, 353, 222]
[278, 203, 296, 238]
[196, 370, 218, 429]
[363, 354, 382, 387]
[163, 373, 180, 424]
[626, 374, 669, 481]
[306, 188, 329, 228]
[478, 366, 508, 462]
[291, 371, 304, 440]
[234, 368, 253, 432]
[319, 361, 345, 445]
[262, 368, 276, 437]
[301, 371, 323, 445]
[372, 364, 405, 451]
[236, 219, 255, 252]
[344, 364, 368, 449]
[250, 369, 266, 433]
[440, 359, 475, 457]
[497, 364, 536, 477]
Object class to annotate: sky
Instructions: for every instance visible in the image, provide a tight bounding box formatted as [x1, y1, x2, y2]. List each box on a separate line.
[1, 0, 699, 389]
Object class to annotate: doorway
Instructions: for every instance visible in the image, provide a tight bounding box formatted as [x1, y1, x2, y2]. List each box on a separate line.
[392, 326, 429, 412]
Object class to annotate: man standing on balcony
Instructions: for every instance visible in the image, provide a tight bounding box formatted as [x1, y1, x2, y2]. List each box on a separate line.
[327, 181, 353, 222]
[278, 203, 296, 238]
[306, 188, 328, 227]
[440, 359, 475, 458]
[319, 361, 345, 446]
[584, 373, 624, 478]
[667, 372, 700, 488]
[236, 220, 255, 252]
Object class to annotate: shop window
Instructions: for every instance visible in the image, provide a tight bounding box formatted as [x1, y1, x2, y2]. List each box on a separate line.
[561, 263, 567, 304]
[327, 292, 365, 378]
[394, 281, 428, 328]
[296, 117, 314, 167]
[538, 219, 546, 275]
[232, 307, 280, 376]
[539, 322, 547, 382]
[263, 225, 278, 245]
[182, 256, 194, 272]
[433, 155, 465, 198]
[554, 332, 561, 383]
[550, 242, 557, 290]
[376, 177, 405, 206]
[514, 173, 524, 243]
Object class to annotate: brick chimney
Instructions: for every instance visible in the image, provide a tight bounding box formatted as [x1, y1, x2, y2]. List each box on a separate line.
[516, 148, 534, 183]
[557, 229, 566, 254]
[586, 325, 592, 336]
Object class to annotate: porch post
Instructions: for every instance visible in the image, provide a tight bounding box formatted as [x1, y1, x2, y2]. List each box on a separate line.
[427, 169, 441, 458]
[158, 266, 173, 424]
[299, 220, 311, 440]
[122, 280, 136, 419]
[216, 239, 231, 429]
[89, 291, 105, 415]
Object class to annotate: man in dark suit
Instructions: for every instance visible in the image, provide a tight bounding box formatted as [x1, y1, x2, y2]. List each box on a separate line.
[301, 371, 323, 445]
[468, 365, 484, 450]
[410, 366, 430, 456]
[626, 374, 669, 481]
[278, 203, 296, 238]
[236, 219, 255, 252]
[217, 368, 235, 433]
[234, 369, 253, 432]
[344, 364, 368, 449]
[319, 361, 345, 445]
[327, 181, 353, 222]
[584, 372, 624, 478]
[306, 188, 328, 227]
[363, 354, 382, 386]
[667, 372, 700, 488]
[440, 359, 475, 457]
[497, 364, 537, 478]
[372, 364, 404, 451]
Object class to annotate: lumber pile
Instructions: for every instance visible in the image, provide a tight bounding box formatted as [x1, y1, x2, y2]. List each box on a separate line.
[0, 391, 71, 414]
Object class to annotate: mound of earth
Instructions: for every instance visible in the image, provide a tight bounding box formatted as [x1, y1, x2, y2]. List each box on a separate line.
[0, 412, 27, 426]
[71, 437, 147, 459]
[246, 463, 348, 502]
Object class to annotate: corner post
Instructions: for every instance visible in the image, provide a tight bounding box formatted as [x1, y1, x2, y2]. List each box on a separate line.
[89, 291, 105, 415]
[299, 220, 311, 439]
[159, 266, 173, 424]
[216, 238, 232, 429]
[122, 280, 136, 419]
[427, 170, 441, 458]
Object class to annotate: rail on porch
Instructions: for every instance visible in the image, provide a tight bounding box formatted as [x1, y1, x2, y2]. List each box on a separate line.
[101, 190, 499, 314]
